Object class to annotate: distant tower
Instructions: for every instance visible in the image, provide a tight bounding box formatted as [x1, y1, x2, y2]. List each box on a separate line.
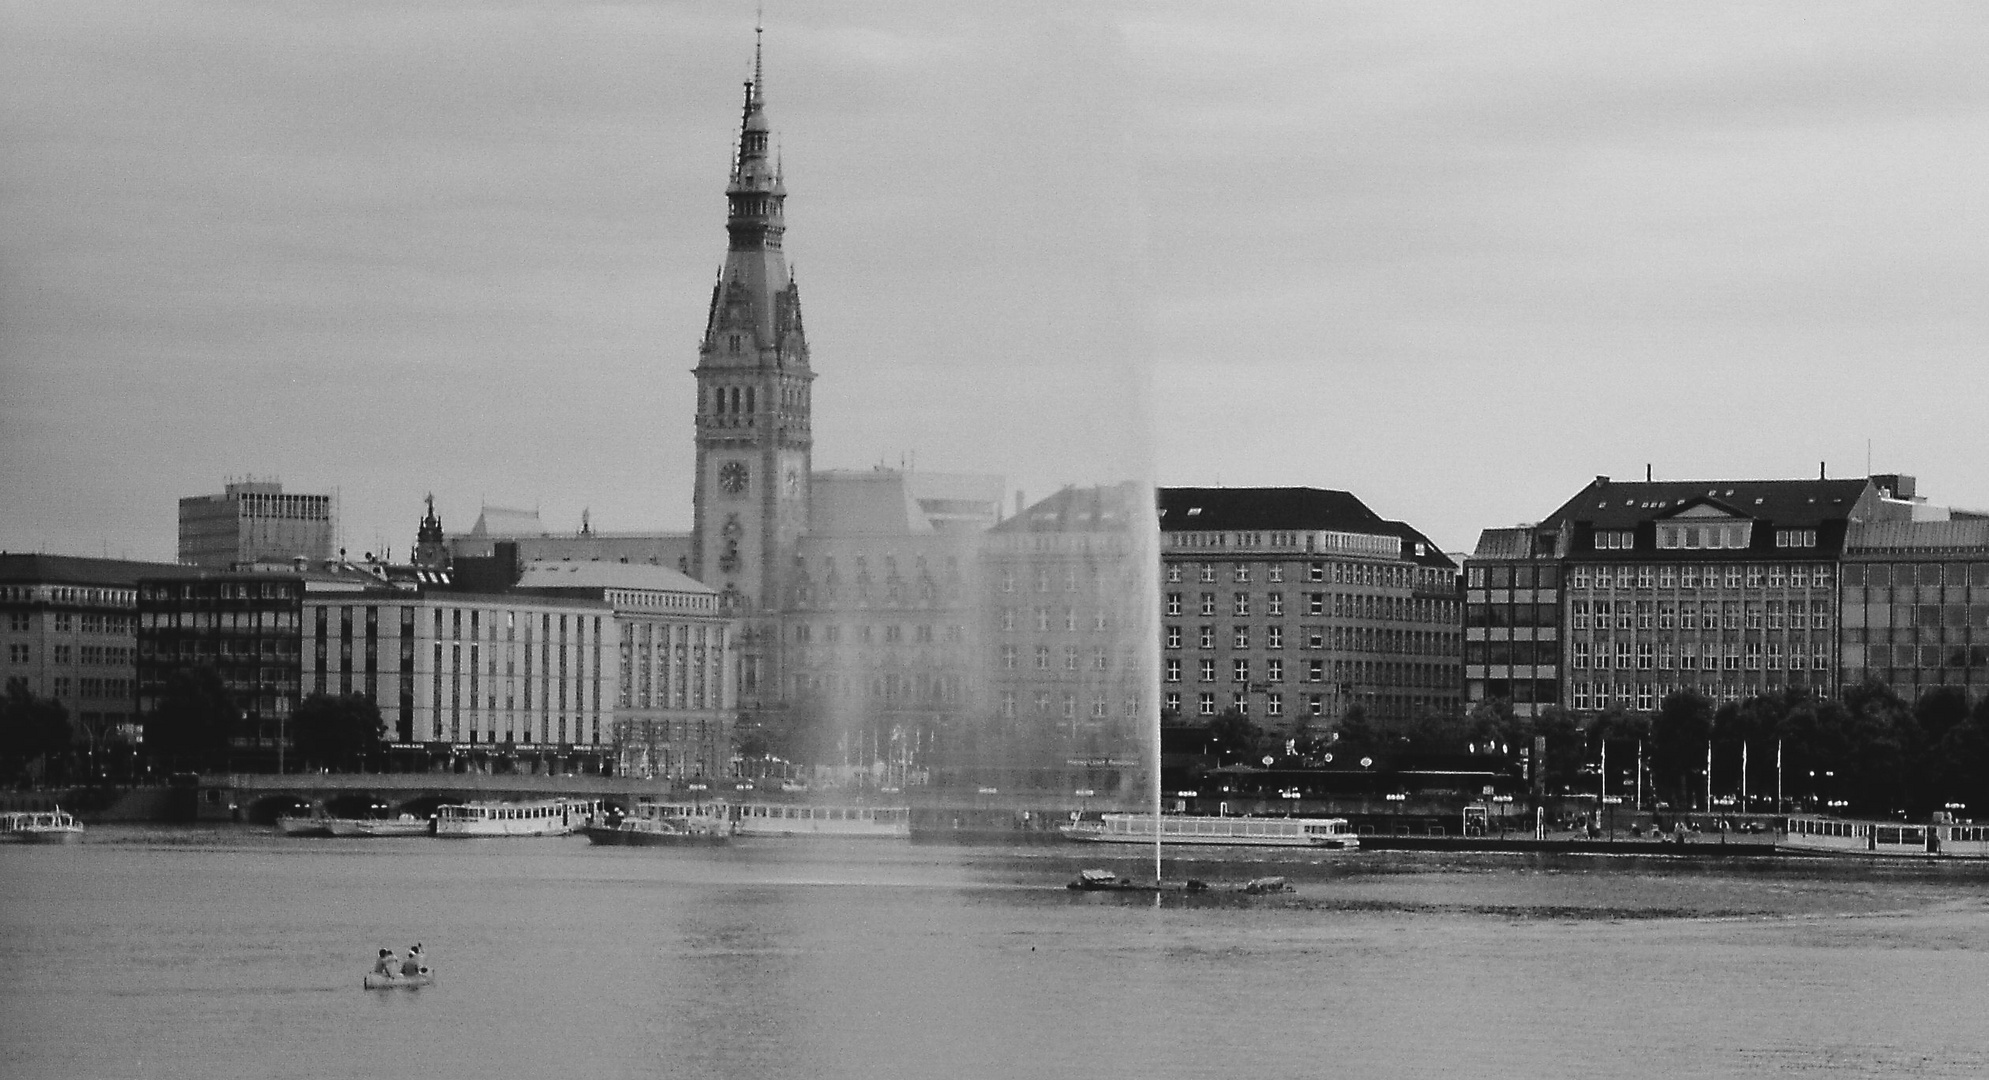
[413, 493, 449, 569]
[690, 26, 813, 706]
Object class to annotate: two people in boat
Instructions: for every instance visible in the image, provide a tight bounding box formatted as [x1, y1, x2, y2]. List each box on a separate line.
[371, 943, 429, 978]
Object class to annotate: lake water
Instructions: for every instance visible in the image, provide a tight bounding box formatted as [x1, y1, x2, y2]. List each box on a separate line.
[6, 827, 1989, 1079]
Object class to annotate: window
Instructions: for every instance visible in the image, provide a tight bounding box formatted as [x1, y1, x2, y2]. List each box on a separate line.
[1572, 641, 1589, 669]
[1233, 593, 1250, 617]
[1266, 693, 1283, 717]
[1308, 659, 1324, 682]
[1164, 691, 1181, 714]
[7, 644, 26, 664]
[1637, 684, 1654, 711]
[1166, 626, 1181, 649]
[1266, 626, 1283, 650]
[1309, 695, 1324, 716]
[1726, 567, 1742, 589]
[1093, 647, 1109, 672]
[1637, 642, 1654, 670]
[1571, 567, 1590, 589]
[1813, 566, 1832, 589]
[1266, 593, 1283, 617]
[1745, 604, 1763, 630]
[1788, 604, 1806, 630]
[1658, 642, 1674, 669]
[1233, 626, 1250, 650]
[1680, 566, 1698, 589]
[1768, 565, 1786, 588]
[1309, 561, 1325, 582]
[1657, 602, 1676, 630]
[1200, 593, 1216, 617]
[1680, 645, 1697, 670]
[1616, 642, 1632, 670]
[1593, 600, 1610, 628]
[1035, 646, 1050, 670]
[1200, 659, 1215, 682]
[1811, 600, 1831, 629]
[1200, 626, 1215, 650]
[1725, 645, 1741, 671]
[1268, 566, 1283, 583]
[1165, 659, 1181, 683]
[1573, 682, 1591, 709]
[1267, 658, 1283, 682]
[1617, 604, 1633, 631]
[1790, 565, 1809, 588]
[1658, 567, 1675, 589]
[1165, 593, 1182, 617]
[1306, 627, 1324, 649]
[1723, 603, 1741, 631]
[1234, 564, 1250, 583]
[1233, 659, 1250, 683]
[1766, 602, 1784, 630]
[1200, 565, 1217, 583]
[1308, 593, 1326, 616]
[1065, 646, 1080, 671]
[1745, 642, 1761, 670]
[1572, 601, 1589, 629]
[1813, 646, 1829, 670]
[1199, 693, 1216, 716]
[1000, 645, 1016, 670]
[1766, 643, 1783, 670]
[1166, 564, 1182, 583]
[1638, 566, 1654, 589]
[1637, 602, 1653, 630]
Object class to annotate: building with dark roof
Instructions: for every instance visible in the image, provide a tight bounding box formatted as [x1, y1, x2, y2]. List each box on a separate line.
[1465, 473, 1935, 718]
[1157, 487, 1462, 738]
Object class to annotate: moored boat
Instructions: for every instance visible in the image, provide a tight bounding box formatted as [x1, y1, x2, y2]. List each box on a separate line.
[584, 801, 730, 846]
[433, 798, 596, 838]
[728, 802, 911, 839]
[1061, 813, 1360, 849]
[0, 808, 85, 844]
[1782, 814, 1989, 858]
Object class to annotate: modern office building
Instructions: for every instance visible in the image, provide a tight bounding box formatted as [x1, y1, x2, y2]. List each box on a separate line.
[1157, 487, 1462, 737]
[1838, 519, 1989, 702]
[178, 480, 334, 569]
[135, 570, 307, 765]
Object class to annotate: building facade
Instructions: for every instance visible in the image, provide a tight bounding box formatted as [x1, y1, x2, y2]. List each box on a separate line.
[513, 562, 735, 780]
[178, 480, 334, 569]
[2, 555, 196, 752]
[981, 483, 1158, 794]
[136, 571, 307, 764]
[1838, 519, 1989, 702]
[1157, 488, 1462, 737]
[1465, 474, 1919, 717]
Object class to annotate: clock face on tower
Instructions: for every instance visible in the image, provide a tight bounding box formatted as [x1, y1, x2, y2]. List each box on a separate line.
[719, 461, 750, 495]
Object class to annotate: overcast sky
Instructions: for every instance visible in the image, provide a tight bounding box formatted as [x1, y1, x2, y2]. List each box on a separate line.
[4, 1, 1986, 562]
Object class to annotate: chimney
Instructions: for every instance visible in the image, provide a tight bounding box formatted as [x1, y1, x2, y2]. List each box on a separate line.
[1820, 461, 1826, 480]
[1595, 475, 1610, 487]
[1646, 464, 1652, 482]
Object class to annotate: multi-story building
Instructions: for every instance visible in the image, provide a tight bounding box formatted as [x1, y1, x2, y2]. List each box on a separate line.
[1157, 487, 1462, 736]
[178, 480, 334, 569]
[981, 483, 1157, 794]
[136, 571, 307, 765]
[513, 562, 735, 780]
[1467, 473, 1918, 716]
[1838, 519, 1989, 703]
[781, 469, 999, 786]
[1461, 526, 1562, 717]
[2, 554, 197, 752]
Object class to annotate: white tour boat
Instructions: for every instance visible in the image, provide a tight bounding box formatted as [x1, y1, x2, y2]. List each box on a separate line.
[434, 798, 597, 838]
[0, 808, 85, 844]
[729, 803, 911, 839]
[1061, 813, 1360, 850]
[1783, 815, 1989, 859]
[583, 800, 731, 846]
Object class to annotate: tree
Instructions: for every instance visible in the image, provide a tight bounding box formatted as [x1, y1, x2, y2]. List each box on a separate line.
[1206, 706, 1262, 764]
[1531, 706, 1584, 795]
[1651, 689, 1714, 809]
[290, 694, 386, 772]
[1837, 679, 1919, 816]
[145, 667, 237, 772]
[0, 678, 73, 782]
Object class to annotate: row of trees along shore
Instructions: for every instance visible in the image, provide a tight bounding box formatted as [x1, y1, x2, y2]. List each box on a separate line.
[1, 670, 386, 784]
[1169, 680, 1989, 821]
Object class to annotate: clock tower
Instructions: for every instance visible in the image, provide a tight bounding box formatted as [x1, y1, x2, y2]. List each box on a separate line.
[690, 32, 812, 707]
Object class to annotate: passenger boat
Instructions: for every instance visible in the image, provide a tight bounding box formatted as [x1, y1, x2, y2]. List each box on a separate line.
[1782, 815, 1989, 859]
[0, 808, 85, 844]
[279, 813, 431, 838]
[1060, 813, 1360, 849]
[728, 803, 911, 839]
[583, 801, 730, 846]
[433, 798, 596, 838]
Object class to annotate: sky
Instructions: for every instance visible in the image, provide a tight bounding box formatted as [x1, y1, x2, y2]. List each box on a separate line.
[4, 1, 1987, 562]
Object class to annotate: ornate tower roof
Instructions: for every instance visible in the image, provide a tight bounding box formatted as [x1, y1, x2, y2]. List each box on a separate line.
[702, 26, 808, 372]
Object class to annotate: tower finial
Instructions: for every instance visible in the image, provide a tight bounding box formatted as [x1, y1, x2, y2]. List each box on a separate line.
[754, 8, 764, 100]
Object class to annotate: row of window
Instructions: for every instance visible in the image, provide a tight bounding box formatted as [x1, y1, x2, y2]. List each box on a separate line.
[1570, 640, 1830, 671]
[1568, 676, 1816, 712]
[4, 612, 136, 634]
[1162, 592, 1455, 622]
[1569, 565, 1833, 590]
[1843, 644, 1989, 670]
[1162, 656, 1454, 688]
[796, 623, 966, 644]
[996, 690, 1142, 720]
[1164, 560, 1441, 590]
[1573, 600, 1833, 631]
[1162, 624, 1457, 656]
[1844, 563, 1989, 588]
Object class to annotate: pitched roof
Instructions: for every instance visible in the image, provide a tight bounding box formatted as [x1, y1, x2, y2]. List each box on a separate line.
[513, 561, 716, 595]
[991, 483, 1148, 534]
[469, 506, 545, 538]
[1543, 478, 1876, 530]
[1157, 487, 1383, 533]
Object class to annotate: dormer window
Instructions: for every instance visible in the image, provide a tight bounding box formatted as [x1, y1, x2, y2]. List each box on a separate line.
[1594, 530, 1635, 550]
